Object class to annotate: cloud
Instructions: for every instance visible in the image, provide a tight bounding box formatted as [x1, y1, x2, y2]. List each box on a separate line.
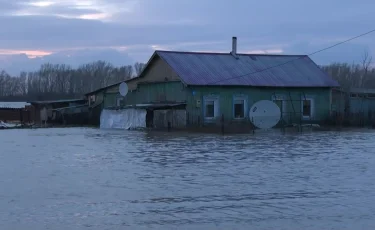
[245, 49, 284, 55]
[0, 0, 374, 74]
[2, 0, 138, 20]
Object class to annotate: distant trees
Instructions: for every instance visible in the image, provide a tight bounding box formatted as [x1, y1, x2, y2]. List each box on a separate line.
[134, 62, 146, 76]
[0, 61, 145, 101]
[0, 50, 374, 101]
[322, 50, 375, 91]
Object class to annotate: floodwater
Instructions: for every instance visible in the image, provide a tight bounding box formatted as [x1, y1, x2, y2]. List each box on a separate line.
[1, 128, 375, 230]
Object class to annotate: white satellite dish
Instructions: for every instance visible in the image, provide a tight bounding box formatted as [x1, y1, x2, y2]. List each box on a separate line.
[249, 100, 281, 129]
[119, 82, 128, 97]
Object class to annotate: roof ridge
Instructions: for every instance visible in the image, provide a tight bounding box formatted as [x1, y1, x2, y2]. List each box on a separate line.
[155, 50, 307, 57]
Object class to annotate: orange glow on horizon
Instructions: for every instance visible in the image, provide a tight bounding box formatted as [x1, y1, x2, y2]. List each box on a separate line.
[0, 49, 52, 57]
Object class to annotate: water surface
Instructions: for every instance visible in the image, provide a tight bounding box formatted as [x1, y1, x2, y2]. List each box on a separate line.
[1, 128, 375, 230]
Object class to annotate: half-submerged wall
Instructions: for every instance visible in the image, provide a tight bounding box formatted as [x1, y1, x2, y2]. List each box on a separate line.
[185, 86, 332, 126]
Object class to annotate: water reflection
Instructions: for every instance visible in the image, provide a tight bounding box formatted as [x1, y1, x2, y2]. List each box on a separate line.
[1, 128, 375, 229]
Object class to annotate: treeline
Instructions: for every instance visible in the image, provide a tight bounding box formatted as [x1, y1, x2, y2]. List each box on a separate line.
[0, 61, 145, 101]
[0, 54, 374, 101]
[322, 64, 375, 90]
[321, 51, 374, 90]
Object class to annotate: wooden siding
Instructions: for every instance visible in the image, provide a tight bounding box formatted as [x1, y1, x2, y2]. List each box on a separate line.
[96, 55, 181, 96]
[185, 86, 332, 125]
[103, 82, 332, 125]
[103, 81, 187, 108]
[126, 56, 180, 91]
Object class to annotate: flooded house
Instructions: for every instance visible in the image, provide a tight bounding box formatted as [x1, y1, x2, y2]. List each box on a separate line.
[87, 37, 339, 131]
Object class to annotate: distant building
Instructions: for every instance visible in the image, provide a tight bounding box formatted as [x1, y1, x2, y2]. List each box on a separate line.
[0, 102, 32, 124]
[28, 99, 88, 125]
[85, 37, 339, 131]
[331, 88, 375, 126]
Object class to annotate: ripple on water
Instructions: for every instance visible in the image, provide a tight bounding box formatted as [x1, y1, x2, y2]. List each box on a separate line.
[1, 128, 375, 230]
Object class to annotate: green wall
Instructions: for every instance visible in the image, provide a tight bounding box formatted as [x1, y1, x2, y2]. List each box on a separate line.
[103, 81, 187, 108]
[101, 81, 332, 125]
[185, 86, 332, 125]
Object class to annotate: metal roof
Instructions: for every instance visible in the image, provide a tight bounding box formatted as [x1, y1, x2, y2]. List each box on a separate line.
[52, 104, 88, 111]
[29, 99, 86, 104]
[0, 102, 30, 109]
[124, 103, 186, 109]
[85, 81, 125, 96]
[105, 102, 186, 110]
[156, 51, 339, 87]
[85, 77, 140, 96]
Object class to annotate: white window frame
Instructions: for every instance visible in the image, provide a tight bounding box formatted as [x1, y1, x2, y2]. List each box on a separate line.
[272, 94, 287, 118]
[233, 95, 248, 119]
[203, 95, 219, 120]
[301, 97, 314, 119]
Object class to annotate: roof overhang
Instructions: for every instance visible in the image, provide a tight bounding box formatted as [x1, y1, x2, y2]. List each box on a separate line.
[106, 102, 186, 110]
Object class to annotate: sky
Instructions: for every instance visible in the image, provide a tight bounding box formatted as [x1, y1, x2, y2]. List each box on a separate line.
[0, 0, 374, 74]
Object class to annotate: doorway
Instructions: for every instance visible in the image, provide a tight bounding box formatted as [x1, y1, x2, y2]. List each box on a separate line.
[146, 110, 154, 128]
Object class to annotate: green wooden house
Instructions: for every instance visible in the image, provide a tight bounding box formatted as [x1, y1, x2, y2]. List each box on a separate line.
[85, 38, 339, 130]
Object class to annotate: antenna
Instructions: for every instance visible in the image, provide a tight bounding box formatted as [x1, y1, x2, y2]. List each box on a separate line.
[249, 100, 281, 129]
[119, 82, 128, 97]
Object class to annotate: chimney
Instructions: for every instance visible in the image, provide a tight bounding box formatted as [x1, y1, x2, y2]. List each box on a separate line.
[231, 36, 238, 59]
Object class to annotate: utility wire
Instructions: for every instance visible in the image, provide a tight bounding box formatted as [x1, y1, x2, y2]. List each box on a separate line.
[209, 29, 375, 85]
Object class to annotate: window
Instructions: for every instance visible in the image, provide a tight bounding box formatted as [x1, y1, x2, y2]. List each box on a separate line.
[89, 95, 96, 106]
[302, 99, 312, 117]
[272, 95, 287, 119]
[233, 95, 247, 119]
[234, 99, 245, 118]
[205, 100, 215, 118]
[204, 96, 219, 119]
[116, 97, 123, 107]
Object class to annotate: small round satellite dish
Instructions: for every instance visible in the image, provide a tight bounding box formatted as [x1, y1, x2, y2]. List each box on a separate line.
[249, 100, 281, 129]
[119, 82, 128, 97]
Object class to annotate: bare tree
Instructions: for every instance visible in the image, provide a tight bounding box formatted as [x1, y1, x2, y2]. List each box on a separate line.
[134, 62, 146, 77]
[359, 49, 373, 87]
[362, 49, 373, 73]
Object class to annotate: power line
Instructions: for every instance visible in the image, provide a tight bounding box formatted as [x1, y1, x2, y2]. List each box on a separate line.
[209, 29, 375, 85]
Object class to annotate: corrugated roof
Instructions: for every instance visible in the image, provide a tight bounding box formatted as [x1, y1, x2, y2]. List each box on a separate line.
[29, 99, 86, 104]
[85, 77, 140, 96]
[85, 81, 125, 96]
[105, 102, 186, 110]
[0, 102, 30, 109]
[156, 51, 339, 87]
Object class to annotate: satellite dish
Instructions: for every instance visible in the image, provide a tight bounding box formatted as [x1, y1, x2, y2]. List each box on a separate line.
[249, 100, 281, 129]
[119, 82, 128, 97]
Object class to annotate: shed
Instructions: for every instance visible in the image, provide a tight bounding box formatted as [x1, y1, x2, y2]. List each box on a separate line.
[347, 88, 375, 126]
[28, 99, 87, 124]
[0, 101, 33, 123]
